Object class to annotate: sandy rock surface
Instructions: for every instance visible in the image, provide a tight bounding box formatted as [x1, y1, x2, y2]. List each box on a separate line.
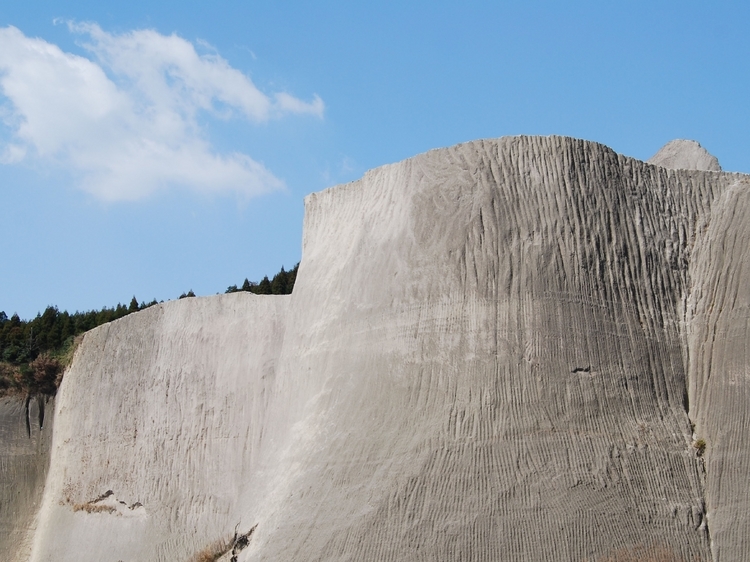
[0, 396, 54, 562]
[3, 136, 749, 561]
[648, 139, 722, 172]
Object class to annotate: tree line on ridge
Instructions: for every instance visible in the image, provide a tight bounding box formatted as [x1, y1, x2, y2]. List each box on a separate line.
[0, 263, 298, 398]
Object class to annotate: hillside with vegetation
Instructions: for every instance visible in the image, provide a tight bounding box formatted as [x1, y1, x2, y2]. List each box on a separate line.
[0, 263, 298, 397]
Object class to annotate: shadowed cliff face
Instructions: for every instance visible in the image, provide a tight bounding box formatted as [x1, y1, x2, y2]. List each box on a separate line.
[14, 136, 750, 562]
[0, 396, 54, 562]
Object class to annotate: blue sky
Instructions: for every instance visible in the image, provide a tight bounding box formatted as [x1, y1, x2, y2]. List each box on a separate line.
[1, 1, 749, 319]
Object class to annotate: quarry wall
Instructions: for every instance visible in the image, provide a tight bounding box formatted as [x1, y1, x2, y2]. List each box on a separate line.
[0, 396, 53, 562]
[3, 136, 748, 561]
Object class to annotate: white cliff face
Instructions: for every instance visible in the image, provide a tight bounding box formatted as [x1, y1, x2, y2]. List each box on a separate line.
[685, 179, 750, 561]
[21, 136, 750, 561]
[30, 294, 289, 562]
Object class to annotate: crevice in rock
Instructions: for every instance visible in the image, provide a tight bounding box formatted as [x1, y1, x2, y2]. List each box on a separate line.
[38, 395, 45, 430]
[24, 394, 31, 438]
[230, 523, 257, 562]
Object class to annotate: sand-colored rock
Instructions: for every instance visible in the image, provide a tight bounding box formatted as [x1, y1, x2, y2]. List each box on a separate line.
[648, 139, 722, 172]
[0, 396, 54, 562]
[30, 294, 288, 561]
[5, 136, 749, 561]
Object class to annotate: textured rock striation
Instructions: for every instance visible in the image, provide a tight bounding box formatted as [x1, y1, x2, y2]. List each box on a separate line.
[0, 396, 54, 562]
[5, 136, 749, 561]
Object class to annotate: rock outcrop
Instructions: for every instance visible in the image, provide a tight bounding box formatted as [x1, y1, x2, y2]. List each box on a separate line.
[648, 139, 722, 172]
[5, 136, 749, 561]
[0, 396, 54, 562]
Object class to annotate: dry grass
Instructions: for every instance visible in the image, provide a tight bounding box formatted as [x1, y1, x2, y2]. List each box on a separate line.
[57, 335, 84, 369]
[188, 536, 233, 562]
[72, 503, 117, 514]
[0, 362, 23, 397]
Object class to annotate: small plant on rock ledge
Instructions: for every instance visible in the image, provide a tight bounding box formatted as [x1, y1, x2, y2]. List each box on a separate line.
[693, 438, 707, 457]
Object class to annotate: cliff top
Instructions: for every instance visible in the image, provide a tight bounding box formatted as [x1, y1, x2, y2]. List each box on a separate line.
[648, 139, 722, 172]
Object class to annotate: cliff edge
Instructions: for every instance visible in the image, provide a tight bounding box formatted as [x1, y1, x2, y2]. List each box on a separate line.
[648, 139, 722, 172]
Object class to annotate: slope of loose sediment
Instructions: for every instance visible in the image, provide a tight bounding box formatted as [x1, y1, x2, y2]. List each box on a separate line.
[28, 136, 750, 562]
[648, 139, 722, 172]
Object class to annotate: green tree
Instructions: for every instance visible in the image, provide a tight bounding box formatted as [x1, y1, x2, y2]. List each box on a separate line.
[2, 260, 301, 397]
[271, 267, 288, 295]
[287, 263, 298, 293]
[256, 276, 272, 295]
[140, 299, 158, 309]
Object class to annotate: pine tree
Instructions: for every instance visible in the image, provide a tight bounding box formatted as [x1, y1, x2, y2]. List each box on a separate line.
[287, 263, 299, 294]
[271, 267, 288, 295]
[257, 276, 272, 295]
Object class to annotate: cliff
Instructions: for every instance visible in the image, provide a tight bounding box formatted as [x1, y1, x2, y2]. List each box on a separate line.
[6, 136, 750, 561]
[0, 396, 53, 561]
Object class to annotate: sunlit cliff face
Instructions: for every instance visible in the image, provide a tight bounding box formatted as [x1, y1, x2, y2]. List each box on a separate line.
[3, 136, 749, 562]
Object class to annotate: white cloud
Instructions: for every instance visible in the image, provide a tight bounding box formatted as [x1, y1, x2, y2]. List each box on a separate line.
[0, 143, 25, 164]
[0, 23, 324, 201]
[274, 92, 325, 117]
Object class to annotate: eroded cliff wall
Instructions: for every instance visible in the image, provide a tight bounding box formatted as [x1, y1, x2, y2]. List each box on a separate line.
[0, 396, 54, 562]
[686, 179, 750, 561]
[30, 294, 288, 561]
[22, 136, 750, 561]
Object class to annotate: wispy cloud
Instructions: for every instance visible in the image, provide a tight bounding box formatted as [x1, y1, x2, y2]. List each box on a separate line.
[0, 23, 324, 201]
